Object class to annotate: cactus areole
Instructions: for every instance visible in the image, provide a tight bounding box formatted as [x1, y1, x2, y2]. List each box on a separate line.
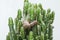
[6, 0, 55, 40]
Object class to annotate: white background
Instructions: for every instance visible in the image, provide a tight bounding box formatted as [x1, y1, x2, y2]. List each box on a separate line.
[0, 0, 60, 40]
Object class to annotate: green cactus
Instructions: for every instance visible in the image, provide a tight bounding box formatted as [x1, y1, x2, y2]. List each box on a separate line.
[17, 9, 22, 20]
[8, 17, 17, 40]
[28, 31, 34, 40]
[40, 32, 44, 40]
[20, 27, 25, 39]
[6, 0, 55, 40]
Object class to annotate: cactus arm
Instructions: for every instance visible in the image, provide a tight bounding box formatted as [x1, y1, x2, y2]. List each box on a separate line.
[8, 17, 14, 40]
[20, 27, 25, 39]
[17, 9, 22, 20]
[15, 18, 18, 32]
[8, 17, 17, 40]
[28, 31, 34, 40]
[40, 32, 44, 40]
[23, 0, 29, 16]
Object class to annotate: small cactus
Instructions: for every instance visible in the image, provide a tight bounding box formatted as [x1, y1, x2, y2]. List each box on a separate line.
[6, 0, 55, 40]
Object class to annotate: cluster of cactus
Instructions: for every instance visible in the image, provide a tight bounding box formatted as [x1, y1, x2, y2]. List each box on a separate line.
[6, 0, 55, 40]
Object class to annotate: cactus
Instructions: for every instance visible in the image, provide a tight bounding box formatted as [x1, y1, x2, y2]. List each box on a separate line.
[28, 31, 34, 40]
[6, 0, 55, 40]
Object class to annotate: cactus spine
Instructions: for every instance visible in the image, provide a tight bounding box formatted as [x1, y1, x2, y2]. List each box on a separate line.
[6, 0, 55, 40]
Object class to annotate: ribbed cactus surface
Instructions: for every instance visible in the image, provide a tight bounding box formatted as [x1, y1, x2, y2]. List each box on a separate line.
[6, 0, 55, 40]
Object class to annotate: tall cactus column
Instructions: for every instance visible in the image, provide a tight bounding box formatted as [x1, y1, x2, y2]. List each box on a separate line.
[6, 0, 55, 40]
[8, 17, 17, 40]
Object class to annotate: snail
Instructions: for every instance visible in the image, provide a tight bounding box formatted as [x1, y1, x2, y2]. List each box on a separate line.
[22, 20, 38, 29]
